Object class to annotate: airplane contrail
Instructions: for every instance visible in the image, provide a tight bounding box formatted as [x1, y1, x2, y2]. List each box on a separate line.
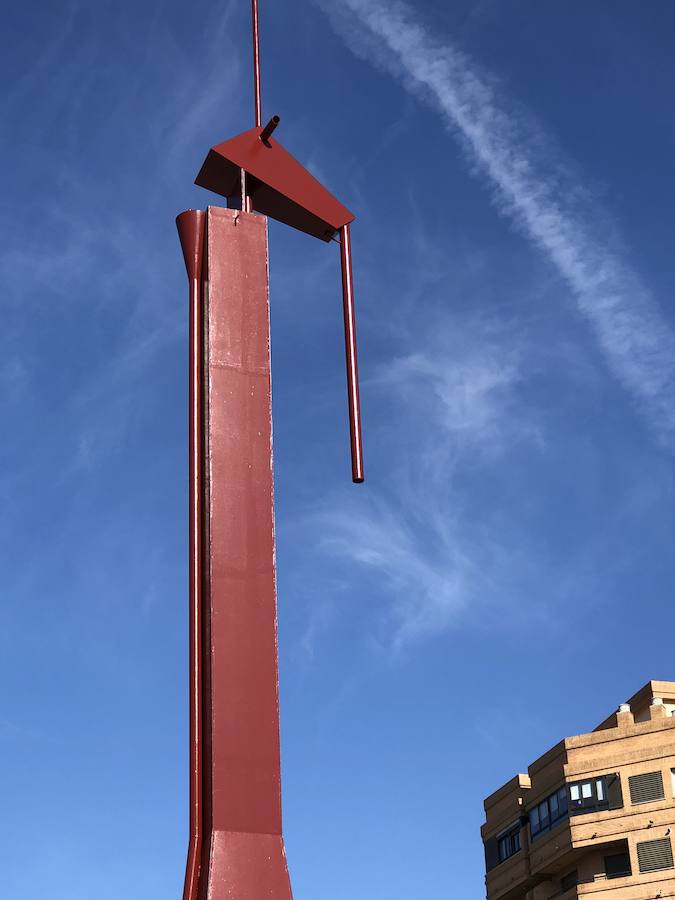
[324, 0, 675, 447]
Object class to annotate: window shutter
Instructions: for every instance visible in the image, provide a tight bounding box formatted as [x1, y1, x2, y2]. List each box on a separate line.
[637, 837, 674, 873]
[629, 771, 665, 805]
[484, 836, 500, 873]
[606, 773, 624, 810]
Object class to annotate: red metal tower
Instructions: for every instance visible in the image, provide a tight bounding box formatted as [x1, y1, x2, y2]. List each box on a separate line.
[176, 4, 363, 897]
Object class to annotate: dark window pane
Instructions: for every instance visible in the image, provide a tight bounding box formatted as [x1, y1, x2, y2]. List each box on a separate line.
[605, 852, 632, 879]
[558, 787, 568, 815]
[529, 786, 570, 839]
[561, 870, 578, 892]
[606, 773, 624, 810]
[497, 825, 521, 863]
[568, 777, 614, 815]
[484, 836, 500, 873]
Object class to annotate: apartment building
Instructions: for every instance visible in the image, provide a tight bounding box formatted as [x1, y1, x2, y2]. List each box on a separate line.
[481, 681, 675, 899]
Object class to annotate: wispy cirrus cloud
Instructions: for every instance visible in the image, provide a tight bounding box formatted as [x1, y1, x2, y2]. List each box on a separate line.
[0, 2, 241, 476]
[303, 308, 541, 652]
[320, 0, 675, 448]
[316, 492, 471, 652]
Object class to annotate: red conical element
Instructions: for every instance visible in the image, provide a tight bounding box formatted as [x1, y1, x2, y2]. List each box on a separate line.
[177, 209, 206, 281]
[195, 127, 354, 241]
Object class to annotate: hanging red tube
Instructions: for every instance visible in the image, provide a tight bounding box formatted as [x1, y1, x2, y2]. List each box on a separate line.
[176, 210, 206, 900]
[339, 223, 364, 483]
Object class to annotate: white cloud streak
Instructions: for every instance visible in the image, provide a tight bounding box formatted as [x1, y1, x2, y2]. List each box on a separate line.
[317, 494, 470, 651]
[0, 3, 241, 476]
[322, 0, 675, 447]
[304, 310, 539, 651]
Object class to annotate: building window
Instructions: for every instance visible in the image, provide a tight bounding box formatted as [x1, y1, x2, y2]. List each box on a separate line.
[529, 786, 568, 840]
[560, 870, 578, 892]
[604, 851, 632, 879]
[629, 771, 665, 805]
[637, 837, 674, 873]
[497, 823, 521, 863]
[569, 777, 606, 811]
[568, 773, 622, 814]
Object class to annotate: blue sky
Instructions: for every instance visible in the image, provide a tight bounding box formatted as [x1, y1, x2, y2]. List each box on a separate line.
[2, 1, 675, 897]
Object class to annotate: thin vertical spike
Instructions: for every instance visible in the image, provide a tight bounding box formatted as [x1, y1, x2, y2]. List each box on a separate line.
[252, 0, 262, 128]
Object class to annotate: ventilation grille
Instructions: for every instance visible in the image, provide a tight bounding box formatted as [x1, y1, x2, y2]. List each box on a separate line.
[637, 838, 673, 873]
[629, 771, 665, 805]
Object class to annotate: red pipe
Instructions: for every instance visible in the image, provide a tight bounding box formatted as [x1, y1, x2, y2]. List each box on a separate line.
[176, 210, 206, 900]
[252, 0, 262, 128]
[339, 223, 364, 483]
[259, 114, 280, 145]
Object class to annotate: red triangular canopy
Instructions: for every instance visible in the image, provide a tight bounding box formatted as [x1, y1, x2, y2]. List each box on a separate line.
[195, 126, 354, 242]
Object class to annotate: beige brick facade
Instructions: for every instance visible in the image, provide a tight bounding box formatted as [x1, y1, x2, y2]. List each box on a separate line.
[481, 681, 675, 899]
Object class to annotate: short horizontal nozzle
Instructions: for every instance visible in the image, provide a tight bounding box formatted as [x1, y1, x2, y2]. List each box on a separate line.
[260, 115, 280, 145]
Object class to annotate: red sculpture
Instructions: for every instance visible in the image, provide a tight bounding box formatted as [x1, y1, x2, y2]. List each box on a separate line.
[176, 2, 364, 898]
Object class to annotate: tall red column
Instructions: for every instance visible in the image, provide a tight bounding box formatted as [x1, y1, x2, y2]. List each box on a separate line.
[178, 206, 293, 900]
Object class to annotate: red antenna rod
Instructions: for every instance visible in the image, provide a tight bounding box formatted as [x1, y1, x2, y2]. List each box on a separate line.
[252, 0, 262, 127]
